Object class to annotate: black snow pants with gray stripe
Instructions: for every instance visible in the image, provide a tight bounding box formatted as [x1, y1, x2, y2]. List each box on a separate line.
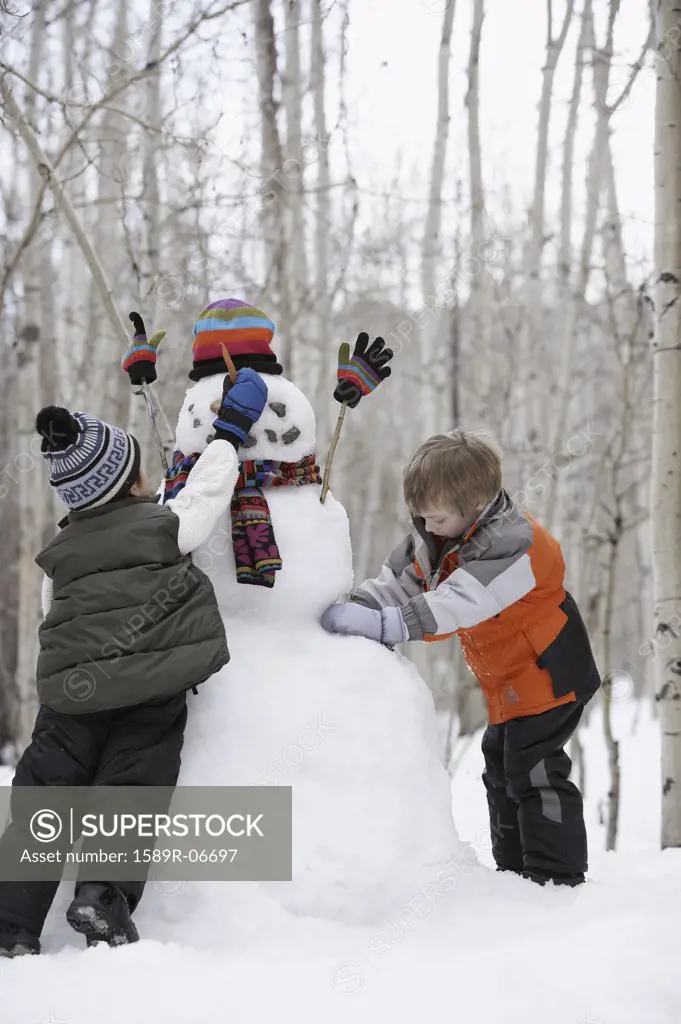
[481, 700, 587, 878]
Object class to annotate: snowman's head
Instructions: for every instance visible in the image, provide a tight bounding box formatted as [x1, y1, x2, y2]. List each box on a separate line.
[174, 372, 317, 463]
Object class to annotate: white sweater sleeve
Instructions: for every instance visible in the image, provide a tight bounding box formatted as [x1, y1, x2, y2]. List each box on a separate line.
[41, 574, 53, 616]
[164, 439, 240, 555]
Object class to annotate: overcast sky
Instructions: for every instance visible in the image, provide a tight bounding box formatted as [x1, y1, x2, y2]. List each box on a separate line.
[3, 1, 654, 277]
[344, 0, 654, 267]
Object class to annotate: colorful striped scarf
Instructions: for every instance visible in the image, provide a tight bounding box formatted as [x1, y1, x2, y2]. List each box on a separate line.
[162, 450, 321, 587]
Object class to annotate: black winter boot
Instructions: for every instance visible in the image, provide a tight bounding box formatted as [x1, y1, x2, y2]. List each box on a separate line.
[0, 921, 40, 957]
[522, 868, 585, 887]
[66, 883, 139, 947]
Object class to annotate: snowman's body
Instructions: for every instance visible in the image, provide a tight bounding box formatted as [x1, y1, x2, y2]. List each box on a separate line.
[146, 371, 461, 932]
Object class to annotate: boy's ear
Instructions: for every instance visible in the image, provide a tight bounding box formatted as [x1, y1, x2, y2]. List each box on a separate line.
[128, 473, 143, 497]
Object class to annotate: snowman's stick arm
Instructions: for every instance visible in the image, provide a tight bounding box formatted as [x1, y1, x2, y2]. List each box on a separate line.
[320, 402, 348, 504]
[150, 384, 174, 449]
[140, 381, 169, 475]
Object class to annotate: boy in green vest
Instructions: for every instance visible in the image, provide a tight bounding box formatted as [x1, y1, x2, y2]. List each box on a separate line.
[0, 366, 266, 957]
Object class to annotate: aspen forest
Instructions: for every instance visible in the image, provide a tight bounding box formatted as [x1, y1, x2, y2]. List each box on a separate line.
[3, 0, 681, 1017]
[0, 0, 676, 839]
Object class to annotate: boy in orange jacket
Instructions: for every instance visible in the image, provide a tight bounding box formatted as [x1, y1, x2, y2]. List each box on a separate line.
[321, 429, 601, 886]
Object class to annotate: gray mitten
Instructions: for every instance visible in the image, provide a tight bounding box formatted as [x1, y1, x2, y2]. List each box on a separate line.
[320, 603, 407, 645]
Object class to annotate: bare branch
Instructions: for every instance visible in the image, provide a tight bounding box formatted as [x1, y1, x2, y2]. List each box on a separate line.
[604, 15, 654, 115]
[1, 74, 130, 346]
[0, 0, 250, 305]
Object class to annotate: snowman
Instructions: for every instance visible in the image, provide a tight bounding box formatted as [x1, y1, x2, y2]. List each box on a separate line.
[144, 298, 461, 934]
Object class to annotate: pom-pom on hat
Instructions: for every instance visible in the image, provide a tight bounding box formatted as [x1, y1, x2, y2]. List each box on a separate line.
[36, 406, 140, 512]
[189, 298, 283, 381]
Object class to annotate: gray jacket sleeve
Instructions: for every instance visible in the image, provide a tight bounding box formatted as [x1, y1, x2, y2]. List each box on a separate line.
[350, 535, 425, 609]
[399, 516, 537, 640]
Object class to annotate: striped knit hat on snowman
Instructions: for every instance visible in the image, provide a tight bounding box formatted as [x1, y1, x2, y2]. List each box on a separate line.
[189, 297, 283, 380]
[36, 406, 140, 511]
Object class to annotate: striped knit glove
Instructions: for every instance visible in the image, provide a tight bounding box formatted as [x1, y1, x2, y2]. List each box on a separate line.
[213, 368, 268, 445]
[333, 332, 393, 409]
[122, 312, 166, 386]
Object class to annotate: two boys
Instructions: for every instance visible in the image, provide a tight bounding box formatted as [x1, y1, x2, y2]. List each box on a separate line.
[322, 429, 601, 885]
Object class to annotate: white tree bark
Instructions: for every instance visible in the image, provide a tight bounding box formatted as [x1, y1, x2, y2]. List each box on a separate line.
[653, 0, 681, 848]
[57, 0, 82, 409]
[310, 0, 333, 436]
[128, 0, 164, 441]
[465, 0, 486, 402]
[516, 0, 573, 467]
[421, 0, 456, 436]
[13, 0, 48, 750]
[91, 0, 130, 426]
[543, 0, 596, 531]
[601, 138, 636, 346]
[0, 331, 20, 757]
[544, 17, 590, 532]
[282, 0, 307, 383]
[253, 0, 290, 366]
[141, 0, 163, 302]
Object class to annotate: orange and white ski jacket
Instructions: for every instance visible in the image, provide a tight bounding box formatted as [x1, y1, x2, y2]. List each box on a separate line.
[351, 489, 600, 724]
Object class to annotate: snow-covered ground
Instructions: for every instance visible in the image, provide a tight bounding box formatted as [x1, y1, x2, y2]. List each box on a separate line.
[2, 697, 680, 1024]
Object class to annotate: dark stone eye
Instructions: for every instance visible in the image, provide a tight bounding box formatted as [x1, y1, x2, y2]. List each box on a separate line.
[205, 432, 215, 443]
[242, 434, 258, 449]
[188, 403, 194, 413]
[269, 402, 286, 418]
[193, 417, 202, 428]
[265, 429, 278, 443]
[282, 426, 301, 445]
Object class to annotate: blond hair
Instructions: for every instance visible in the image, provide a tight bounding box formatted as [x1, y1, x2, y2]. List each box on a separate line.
[403, 429, 503, 516]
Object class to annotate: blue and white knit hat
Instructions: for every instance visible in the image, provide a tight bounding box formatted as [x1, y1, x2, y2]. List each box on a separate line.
[36, 406, 140, 512]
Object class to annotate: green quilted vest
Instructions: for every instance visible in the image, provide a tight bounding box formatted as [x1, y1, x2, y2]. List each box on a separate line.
[35, 497, 229, 714]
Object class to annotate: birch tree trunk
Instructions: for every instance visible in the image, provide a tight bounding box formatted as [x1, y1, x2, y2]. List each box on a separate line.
[543, 0, 595, 529]
[14, 0, 48, 749]
[93, 0, 130, 427]
[544, 0, 589, 519]
[128, 0, 164, 444]
[141, 0, 163, 303]
[600, 486, 623, 852]
[516, 0, 573, 469]
[602, 138, 637, 344]
[282, 0, 306, 384]
[253, 0, 290, 367]
[57, 0, 81, 408]
[0, 312, 20, 756]
[652, 0, 681, 848]
[421, 1, 456, 436]
[465, 0, 487, 401]
[310, 0, 333, 435]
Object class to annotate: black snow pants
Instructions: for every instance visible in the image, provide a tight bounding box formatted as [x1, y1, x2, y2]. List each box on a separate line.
[0, 693, 187, 935]
[481, 700, 587, 877]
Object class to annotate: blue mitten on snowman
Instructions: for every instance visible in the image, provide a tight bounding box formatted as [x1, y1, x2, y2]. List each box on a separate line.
[212, 368, 268, 446]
